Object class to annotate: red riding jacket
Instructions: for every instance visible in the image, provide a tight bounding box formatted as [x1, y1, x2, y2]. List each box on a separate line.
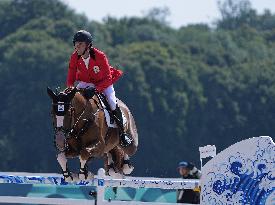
[66, 48, 123, 92]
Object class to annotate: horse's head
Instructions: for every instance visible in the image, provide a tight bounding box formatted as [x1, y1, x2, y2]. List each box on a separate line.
[47, 88, 77, 117]
[47, 87, 77, 151]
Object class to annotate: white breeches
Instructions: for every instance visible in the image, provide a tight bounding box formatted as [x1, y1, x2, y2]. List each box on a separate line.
[103, 85, 117, 111]
[77, 81, 117, 111]
[76, 82, 95, 89]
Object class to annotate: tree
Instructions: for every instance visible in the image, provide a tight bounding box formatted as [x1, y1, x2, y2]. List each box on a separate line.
[143, 7, 171, 25]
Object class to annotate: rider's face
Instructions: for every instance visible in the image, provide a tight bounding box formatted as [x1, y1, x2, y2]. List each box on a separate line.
[74, 41, 88, 55]
[179, 167, 189, 177]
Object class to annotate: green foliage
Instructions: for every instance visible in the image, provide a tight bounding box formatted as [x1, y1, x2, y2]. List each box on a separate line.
[0, 0, 274, 177]
[102, 16, 175, 46]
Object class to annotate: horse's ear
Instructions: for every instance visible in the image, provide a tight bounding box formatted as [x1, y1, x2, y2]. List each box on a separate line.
[67, 87, 77, 100]
[47, 87, 57, 100]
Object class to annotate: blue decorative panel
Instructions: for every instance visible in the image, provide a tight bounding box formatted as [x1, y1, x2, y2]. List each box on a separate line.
[201, 136, 274, 205]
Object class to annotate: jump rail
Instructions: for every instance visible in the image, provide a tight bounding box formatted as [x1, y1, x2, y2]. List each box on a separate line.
[0, 169, 199, 205]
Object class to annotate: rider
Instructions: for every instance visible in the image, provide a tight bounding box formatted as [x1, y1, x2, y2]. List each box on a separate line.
[66, 30, 132, 147]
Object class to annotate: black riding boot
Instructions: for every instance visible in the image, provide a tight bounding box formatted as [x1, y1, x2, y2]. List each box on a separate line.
[112, 105, 132, 147]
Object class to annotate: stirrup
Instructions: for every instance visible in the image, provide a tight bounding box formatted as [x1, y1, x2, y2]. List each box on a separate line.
[62, 170, 73, 180]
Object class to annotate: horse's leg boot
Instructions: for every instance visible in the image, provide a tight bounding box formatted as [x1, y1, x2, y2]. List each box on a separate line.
[112, 105, 132, 147]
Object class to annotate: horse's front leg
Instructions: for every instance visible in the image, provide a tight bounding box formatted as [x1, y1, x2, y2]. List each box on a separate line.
[79, 156, 94, 180]
[55, 131, 74, 182]
[57, 152, 73, 182]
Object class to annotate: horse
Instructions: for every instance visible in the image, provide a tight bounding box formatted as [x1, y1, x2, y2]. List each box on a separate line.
[47, 87, 138, 181]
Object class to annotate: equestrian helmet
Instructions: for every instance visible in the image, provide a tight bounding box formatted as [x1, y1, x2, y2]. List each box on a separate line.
[73, 30, 93, 45]
[178, 161, 189, 169]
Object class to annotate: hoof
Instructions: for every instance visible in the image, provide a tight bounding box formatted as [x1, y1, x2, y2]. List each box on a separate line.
[79, 171, 94, 181]
[63, 172, 74, 182]
[79, 173, 86, 181]
[108, 168, 116, 177]
[122, 163, 134, 175]
[64, 176, 73, 182]
[71, 173, 79, 182]
[108, 168, 123, 178]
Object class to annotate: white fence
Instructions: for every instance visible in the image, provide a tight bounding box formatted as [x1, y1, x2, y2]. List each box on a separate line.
[0, 168, 199, 205]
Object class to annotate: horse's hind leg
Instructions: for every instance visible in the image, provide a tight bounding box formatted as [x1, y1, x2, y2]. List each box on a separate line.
[121, 153, 134, 175]
[105, 152, 118, 177]
[105, 147, 124, 177]
[106, 147, 134, 176]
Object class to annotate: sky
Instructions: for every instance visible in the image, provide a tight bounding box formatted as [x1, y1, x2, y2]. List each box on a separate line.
[61, 0, 275, 28]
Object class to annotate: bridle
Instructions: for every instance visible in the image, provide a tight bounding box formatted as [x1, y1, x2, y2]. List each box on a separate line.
[51, 94, 101, 152]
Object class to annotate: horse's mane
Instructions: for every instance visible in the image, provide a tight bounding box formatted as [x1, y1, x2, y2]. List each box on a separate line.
[65, 87, 100, 114]
[64, 87, 74, 94]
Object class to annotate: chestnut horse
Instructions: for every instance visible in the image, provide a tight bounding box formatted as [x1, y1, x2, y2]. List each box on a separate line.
[47, 87, 138, 181]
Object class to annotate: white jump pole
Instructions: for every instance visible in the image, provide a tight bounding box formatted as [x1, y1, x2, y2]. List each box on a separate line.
[95, 168, 199, 205]
[0, 196, 93, 205]
[0, 170, 200, 205]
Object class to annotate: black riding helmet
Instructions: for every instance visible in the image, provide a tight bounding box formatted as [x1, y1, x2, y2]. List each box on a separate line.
[73, 30, 93, 46]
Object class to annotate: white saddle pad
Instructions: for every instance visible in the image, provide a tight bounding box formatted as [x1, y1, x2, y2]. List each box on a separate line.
[103, 109, 127, 128]
[103, 109, 117, 128]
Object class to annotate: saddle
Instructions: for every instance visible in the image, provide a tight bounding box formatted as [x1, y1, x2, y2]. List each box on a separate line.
[96, 92, 117, 127]
[80, 87, 121, 128]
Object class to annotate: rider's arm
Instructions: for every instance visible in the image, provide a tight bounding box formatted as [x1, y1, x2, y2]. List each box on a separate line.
[66, 53, 77, 87]
[96, 53, 112, 92]
[188, 163, 202, 179]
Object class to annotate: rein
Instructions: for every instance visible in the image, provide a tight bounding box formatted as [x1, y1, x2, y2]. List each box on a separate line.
[53, 95, 101, 140]
[68, 100, 91, 139]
